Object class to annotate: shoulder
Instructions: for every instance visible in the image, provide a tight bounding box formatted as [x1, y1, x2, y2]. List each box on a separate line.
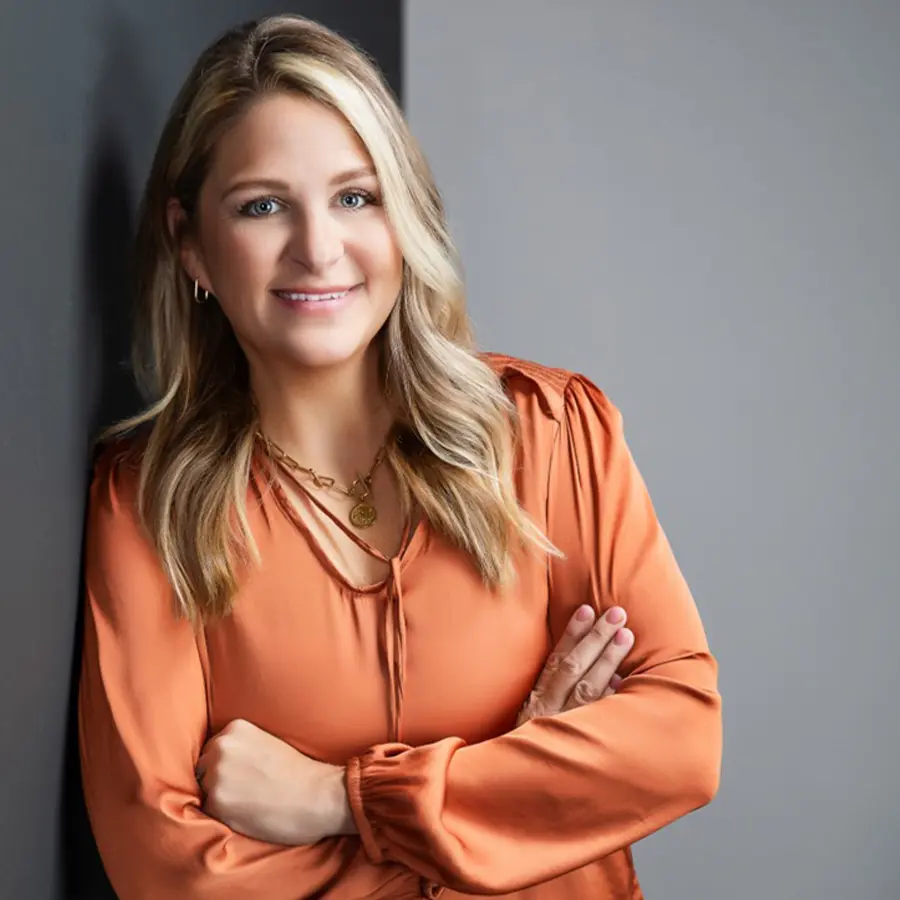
[84, 434, 180, 616]
[481, 351, 571, 421]
[85, 435, 193, 631]
[88, 433, 147, 528]
[480, 351, 620, 434]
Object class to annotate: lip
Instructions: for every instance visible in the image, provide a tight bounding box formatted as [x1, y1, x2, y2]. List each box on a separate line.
[273, 284, 360, 294]
[271, 283, 362, 313]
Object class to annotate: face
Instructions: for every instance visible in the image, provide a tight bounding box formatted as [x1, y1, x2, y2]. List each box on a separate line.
[175, 92, 404, 375]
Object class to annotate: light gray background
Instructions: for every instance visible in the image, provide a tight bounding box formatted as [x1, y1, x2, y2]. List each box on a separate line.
[405, 2, 899, 898]
[0, 3, 399, 897]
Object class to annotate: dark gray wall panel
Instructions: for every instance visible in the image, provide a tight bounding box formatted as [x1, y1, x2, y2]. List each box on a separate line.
[0, 4, 401, 897]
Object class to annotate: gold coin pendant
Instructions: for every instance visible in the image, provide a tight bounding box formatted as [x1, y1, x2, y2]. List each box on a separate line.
[349, 501, 377, 529]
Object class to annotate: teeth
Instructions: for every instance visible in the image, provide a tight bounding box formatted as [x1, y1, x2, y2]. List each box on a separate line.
[278, 290, 350, 302]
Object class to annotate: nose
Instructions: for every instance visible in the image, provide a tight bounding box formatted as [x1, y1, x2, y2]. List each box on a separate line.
[287, 206, 344, 273]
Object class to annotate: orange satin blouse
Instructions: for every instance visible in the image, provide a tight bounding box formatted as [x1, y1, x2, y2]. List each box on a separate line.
[78, 354, 722, 899]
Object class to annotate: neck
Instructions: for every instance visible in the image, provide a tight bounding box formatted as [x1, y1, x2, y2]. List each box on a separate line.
[251, 349, 393, 481]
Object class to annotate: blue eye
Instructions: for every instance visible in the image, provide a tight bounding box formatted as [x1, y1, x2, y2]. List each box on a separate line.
[239, 197, 284, 218]
[338, 190, 375, 210]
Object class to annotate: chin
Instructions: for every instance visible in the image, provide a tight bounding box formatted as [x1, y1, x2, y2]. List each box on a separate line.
[280, 338, 374, 371]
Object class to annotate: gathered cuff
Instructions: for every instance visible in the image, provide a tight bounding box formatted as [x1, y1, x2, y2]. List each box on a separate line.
[346, 752, 385, 863]
[345, 739, 463, 868]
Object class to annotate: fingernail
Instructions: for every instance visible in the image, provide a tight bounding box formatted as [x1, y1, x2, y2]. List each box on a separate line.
[606, 607, 625, 624]
[614, 627, 633, 645]
[575, 605, 594, 622]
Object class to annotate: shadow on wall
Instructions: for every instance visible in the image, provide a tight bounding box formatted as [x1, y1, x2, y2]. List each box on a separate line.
[63, 14, 155, 899]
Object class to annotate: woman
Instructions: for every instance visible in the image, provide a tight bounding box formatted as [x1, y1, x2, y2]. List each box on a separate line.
[78, 14, 721, 900]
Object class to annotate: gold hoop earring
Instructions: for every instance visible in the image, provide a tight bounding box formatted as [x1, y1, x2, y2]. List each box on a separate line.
[193, 279, 210, 304]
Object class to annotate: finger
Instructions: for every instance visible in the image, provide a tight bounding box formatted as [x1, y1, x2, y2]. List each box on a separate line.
[562, 628, 633, 712]
[530, 605, 596, 698]
[538, 607, 627, 713]
[563, 607, 628, 683]
[518, 607, 597, 725]
[555, 604, 598, 657]
[599, 673, 624, 699]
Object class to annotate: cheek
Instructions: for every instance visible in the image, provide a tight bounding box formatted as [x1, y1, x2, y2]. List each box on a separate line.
[201, 224, 286, 336]
[354, 222, 403, 286]
[207, 220, 285, 284]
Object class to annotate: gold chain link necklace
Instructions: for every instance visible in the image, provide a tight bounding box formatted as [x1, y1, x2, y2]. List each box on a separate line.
[257, 432, 387, 529]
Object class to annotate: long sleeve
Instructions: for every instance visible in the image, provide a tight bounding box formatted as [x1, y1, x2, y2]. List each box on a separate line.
[346, 374, 722, 894]
[78, 453, 417, 900]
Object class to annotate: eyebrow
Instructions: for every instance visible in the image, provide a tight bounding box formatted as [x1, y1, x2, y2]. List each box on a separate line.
[220, 166, 377, 200]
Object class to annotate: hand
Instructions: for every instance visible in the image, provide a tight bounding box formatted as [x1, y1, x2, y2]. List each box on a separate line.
[517, 604, 634, 725]
[196, 719, 357, 845]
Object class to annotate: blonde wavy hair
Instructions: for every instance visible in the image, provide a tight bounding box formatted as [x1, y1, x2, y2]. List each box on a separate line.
[108, 14, 556, 623]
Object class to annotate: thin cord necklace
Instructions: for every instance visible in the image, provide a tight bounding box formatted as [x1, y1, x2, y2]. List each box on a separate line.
[257, 432, 387, 529]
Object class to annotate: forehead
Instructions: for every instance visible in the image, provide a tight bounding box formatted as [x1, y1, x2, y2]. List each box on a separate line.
[206, 92, 372, 184]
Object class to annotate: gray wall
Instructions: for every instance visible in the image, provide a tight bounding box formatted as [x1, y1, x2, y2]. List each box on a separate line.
[0, 4, 400, 898]
[405, 2, 899, 898]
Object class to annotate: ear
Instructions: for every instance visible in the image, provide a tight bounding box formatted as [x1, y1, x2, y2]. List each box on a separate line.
[166, 197, 212, 292]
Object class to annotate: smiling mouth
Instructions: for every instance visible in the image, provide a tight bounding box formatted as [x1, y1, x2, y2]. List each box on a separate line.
[272, 285, 361, 303]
